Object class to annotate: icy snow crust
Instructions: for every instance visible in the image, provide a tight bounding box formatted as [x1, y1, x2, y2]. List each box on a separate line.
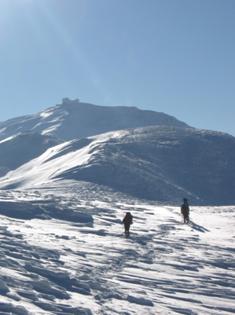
[0, 182, 234, 314]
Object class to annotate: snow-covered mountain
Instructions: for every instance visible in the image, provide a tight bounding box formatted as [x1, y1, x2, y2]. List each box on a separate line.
[1, 126, 235, 205]
[0, 98, 188, 141]
[0, 99, 189, 181]
[0, 100, 234, 314]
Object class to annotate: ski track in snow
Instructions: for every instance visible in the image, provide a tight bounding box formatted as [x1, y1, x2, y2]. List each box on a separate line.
[0, 184, 234, 314]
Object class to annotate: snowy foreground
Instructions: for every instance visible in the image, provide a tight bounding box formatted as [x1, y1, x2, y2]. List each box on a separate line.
[0, 181, 234, 315]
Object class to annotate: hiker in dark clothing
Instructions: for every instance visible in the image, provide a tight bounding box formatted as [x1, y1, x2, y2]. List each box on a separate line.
[181, 198, 190, 224]
[122, 212, 133, 237]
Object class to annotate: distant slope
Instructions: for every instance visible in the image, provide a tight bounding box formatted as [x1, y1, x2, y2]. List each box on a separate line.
[0, 133, 60, 176]
[1, 126, 235, 205]
[0, 98, 188, 141]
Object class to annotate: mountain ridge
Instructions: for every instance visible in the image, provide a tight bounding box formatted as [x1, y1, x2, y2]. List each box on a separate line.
[1, 125, 234, 205]
[0, 98, 189, 141]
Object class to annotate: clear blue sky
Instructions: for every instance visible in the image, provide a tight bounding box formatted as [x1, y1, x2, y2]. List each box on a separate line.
[0, 0, 234, 135]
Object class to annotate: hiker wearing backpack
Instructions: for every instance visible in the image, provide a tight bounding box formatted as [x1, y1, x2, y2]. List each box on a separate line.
[181, 198, 190, 224]
[122, 212, 133, 237]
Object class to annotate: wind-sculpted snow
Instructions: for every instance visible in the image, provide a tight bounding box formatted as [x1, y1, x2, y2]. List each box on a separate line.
[0, 133, 60, 176]
[0, 183, 234, 314]
[1, 126, 235, 204]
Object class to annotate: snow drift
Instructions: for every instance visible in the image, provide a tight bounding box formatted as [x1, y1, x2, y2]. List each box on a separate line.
[0, 185, 234, 314]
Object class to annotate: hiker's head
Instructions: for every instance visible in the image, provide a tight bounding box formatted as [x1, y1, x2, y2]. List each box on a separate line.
[183, 198, 188, 203]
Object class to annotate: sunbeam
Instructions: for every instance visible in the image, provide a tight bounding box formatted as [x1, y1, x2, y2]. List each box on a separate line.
[32, 0, 110, 101]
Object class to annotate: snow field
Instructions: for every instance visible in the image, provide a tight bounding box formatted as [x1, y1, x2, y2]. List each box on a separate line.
[0, 184, 234, 314]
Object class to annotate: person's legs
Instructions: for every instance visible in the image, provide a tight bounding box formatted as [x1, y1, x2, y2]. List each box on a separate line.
[125, 224, 130, 237]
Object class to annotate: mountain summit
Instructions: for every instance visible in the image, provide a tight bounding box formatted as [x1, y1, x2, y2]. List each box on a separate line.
[0, 98, 188, 141]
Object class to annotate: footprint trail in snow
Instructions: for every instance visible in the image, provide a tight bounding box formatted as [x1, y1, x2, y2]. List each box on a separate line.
[0, 183, 234, 314]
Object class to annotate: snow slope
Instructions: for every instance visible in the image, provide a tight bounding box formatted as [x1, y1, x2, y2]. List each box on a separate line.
[1, 126, 235, 205]
[0, 133, 60, 176]
[0, 130, 128, 189]
[0, 98, 188, 141]
[0, 182, 234, 314]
